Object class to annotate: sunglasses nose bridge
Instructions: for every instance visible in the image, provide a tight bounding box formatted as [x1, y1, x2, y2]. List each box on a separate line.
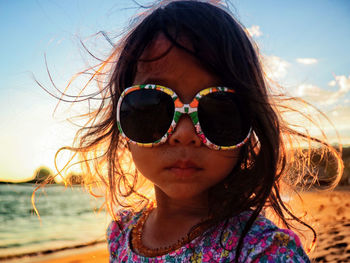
[176, 103, 196, 114]
[173, 104, 198, 133]
[174, 104, 196, 123]
[168, 104, 202, 147]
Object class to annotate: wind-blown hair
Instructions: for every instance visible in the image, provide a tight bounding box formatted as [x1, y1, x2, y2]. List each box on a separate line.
[51, 0, 343, 261]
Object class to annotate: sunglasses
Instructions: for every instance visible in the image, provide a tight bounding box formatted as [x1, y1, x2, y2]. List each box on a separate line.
[116, 84, 252, 150]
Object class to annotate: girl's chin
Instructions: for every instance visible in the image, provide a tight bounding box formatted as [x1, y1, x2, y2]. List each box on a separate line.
[155, 184, 208, 203]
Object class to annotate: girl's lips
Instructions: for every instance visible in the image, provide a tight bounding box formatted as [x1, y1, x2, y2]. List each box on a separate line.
[166, 160, 202, 177]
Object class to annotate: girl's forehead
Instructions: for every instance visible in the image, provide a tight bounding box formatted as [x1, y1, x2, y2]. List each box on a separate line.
[136, 35, 174, 78]
[141, 34, 173, 59]
[134, 34, 220, 101]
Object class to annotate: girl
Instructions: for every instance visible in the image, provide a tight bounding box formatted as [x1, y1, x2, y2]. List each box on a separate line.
[56, 0, 343, 262]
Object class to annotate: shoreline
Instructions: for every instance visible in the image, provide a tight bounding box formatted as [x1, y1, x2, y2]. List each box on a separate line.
[0, 241, 107, 263]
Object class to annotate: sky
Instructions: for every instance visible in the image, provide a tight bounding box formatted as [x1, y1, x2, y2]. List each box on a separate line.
[1, 0, 349, 182]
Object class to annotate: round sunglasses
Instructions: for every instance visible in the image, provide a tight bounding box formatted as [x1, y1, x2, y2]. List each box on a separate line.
[116, 84, 252, 150]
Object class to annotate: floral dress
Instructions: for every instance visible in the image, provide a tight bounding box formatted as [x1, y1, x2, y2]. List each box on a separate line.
[107, 210, 310, 262]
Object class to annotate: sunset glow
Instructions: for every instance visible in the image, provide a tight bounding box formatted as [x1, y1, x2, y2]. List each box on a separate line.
[1, 0, 349, 182]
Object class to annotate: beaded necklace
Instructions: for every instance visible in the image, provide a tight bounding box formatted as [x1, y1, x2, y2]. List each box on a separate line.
[131, 207, 208, 257]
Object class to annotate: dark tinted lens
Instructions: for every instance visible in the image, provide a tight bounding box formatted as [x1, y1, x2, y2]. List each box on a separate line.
[120, 89, 174, 143]
[198, 92, 250, 146]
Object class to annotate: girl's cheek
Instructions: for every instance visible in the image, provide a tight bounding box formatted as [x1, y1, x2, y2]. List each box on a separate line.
[128, 145, 161, 174]
[216, 148, 241, 163]
[209, 149, 241, 174]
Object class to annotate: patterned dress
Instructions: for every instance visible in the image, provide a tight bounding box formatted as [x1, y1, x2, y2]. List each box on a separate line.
[107, 210, 310, 262]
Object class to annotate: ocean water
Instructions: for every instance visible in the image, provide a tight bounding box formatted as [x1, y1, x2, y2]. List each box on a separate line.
[0, 184, 110, 259]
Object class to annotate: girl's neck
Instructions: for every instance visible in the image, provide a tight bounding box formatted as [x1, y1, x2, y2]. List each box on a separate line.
[135, 187, 210, 253]
[153, 187, 209, 220]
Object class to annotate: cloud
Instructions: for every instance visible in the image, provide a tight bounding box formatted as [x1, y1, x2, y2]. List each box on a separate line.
[295, 74, 350, 105]
[331, 75, 350, 95]
[246, 25, 262, 37]
[296, 58, 318, 65]
[328, 80, 336, 87]
[262, 55, 289, 81]
[328, 105, 350, 134]
[291, 76, 350, 144]
[327, 74, 350, 100]
[296, 84, 337, 104]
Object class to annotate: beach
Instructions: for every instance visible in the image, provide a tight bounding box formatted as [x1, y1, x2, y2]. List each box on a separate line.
[300, 188, 350, 262]
[2, 243, 109, 263]
[2, 188, 350, 263]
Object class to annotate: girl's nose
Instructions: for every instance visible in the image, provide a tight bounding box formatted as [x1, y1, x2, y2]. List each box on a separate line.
[168, 115, 202, 147]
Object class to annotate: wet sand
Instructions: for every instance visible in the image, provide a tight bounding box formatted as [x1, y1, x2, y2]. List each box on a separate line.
[3, 243, 109, 263]
[35, 245, 109, 263]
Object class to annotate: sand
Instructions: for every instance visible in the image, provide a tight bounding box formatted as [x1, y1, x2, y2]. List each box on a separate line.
[3, 243, 109, 263]
[6, 189, 350, 263]
[35, 246, 109, 263]
[299, 188, 350, 262]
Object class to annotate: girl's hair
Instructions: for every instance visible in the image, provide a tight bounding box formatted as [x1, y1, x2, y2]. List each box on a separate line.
[51, 0, 343, 260]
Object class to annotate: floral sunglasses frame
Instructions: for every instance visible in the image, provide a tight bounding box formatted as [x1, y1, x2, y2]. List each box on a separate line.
[116, 84, 252, 150]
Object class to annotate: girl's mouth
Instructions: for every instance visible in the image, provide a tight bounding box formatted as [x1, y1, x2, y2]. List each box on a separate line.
[166, 160, 202, 177]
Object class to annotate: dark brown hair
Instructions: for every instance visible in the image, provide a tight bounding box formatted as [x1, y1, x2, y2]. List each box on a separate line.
[51, 1, 343, 261]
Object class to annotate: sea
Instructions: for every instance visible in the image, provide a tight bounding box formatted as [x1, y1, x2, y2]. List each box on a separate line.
[0, 184, 110, 260]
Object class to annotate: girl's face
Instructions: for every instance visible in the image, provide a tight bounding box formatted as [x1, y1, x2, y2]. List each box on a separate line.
[129, 34, 240, 203]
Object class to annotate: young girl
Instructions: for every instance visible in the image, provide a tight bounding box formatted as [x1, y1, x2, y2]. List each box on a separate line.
[56, 0, 343, 262]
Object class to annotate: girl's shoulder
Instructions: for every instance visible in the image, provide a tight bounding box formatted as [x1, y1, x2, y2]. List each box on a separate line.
[232, 210, 282, 236]
[223, 211, 310, 262]
[106, 209, 141, 244]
